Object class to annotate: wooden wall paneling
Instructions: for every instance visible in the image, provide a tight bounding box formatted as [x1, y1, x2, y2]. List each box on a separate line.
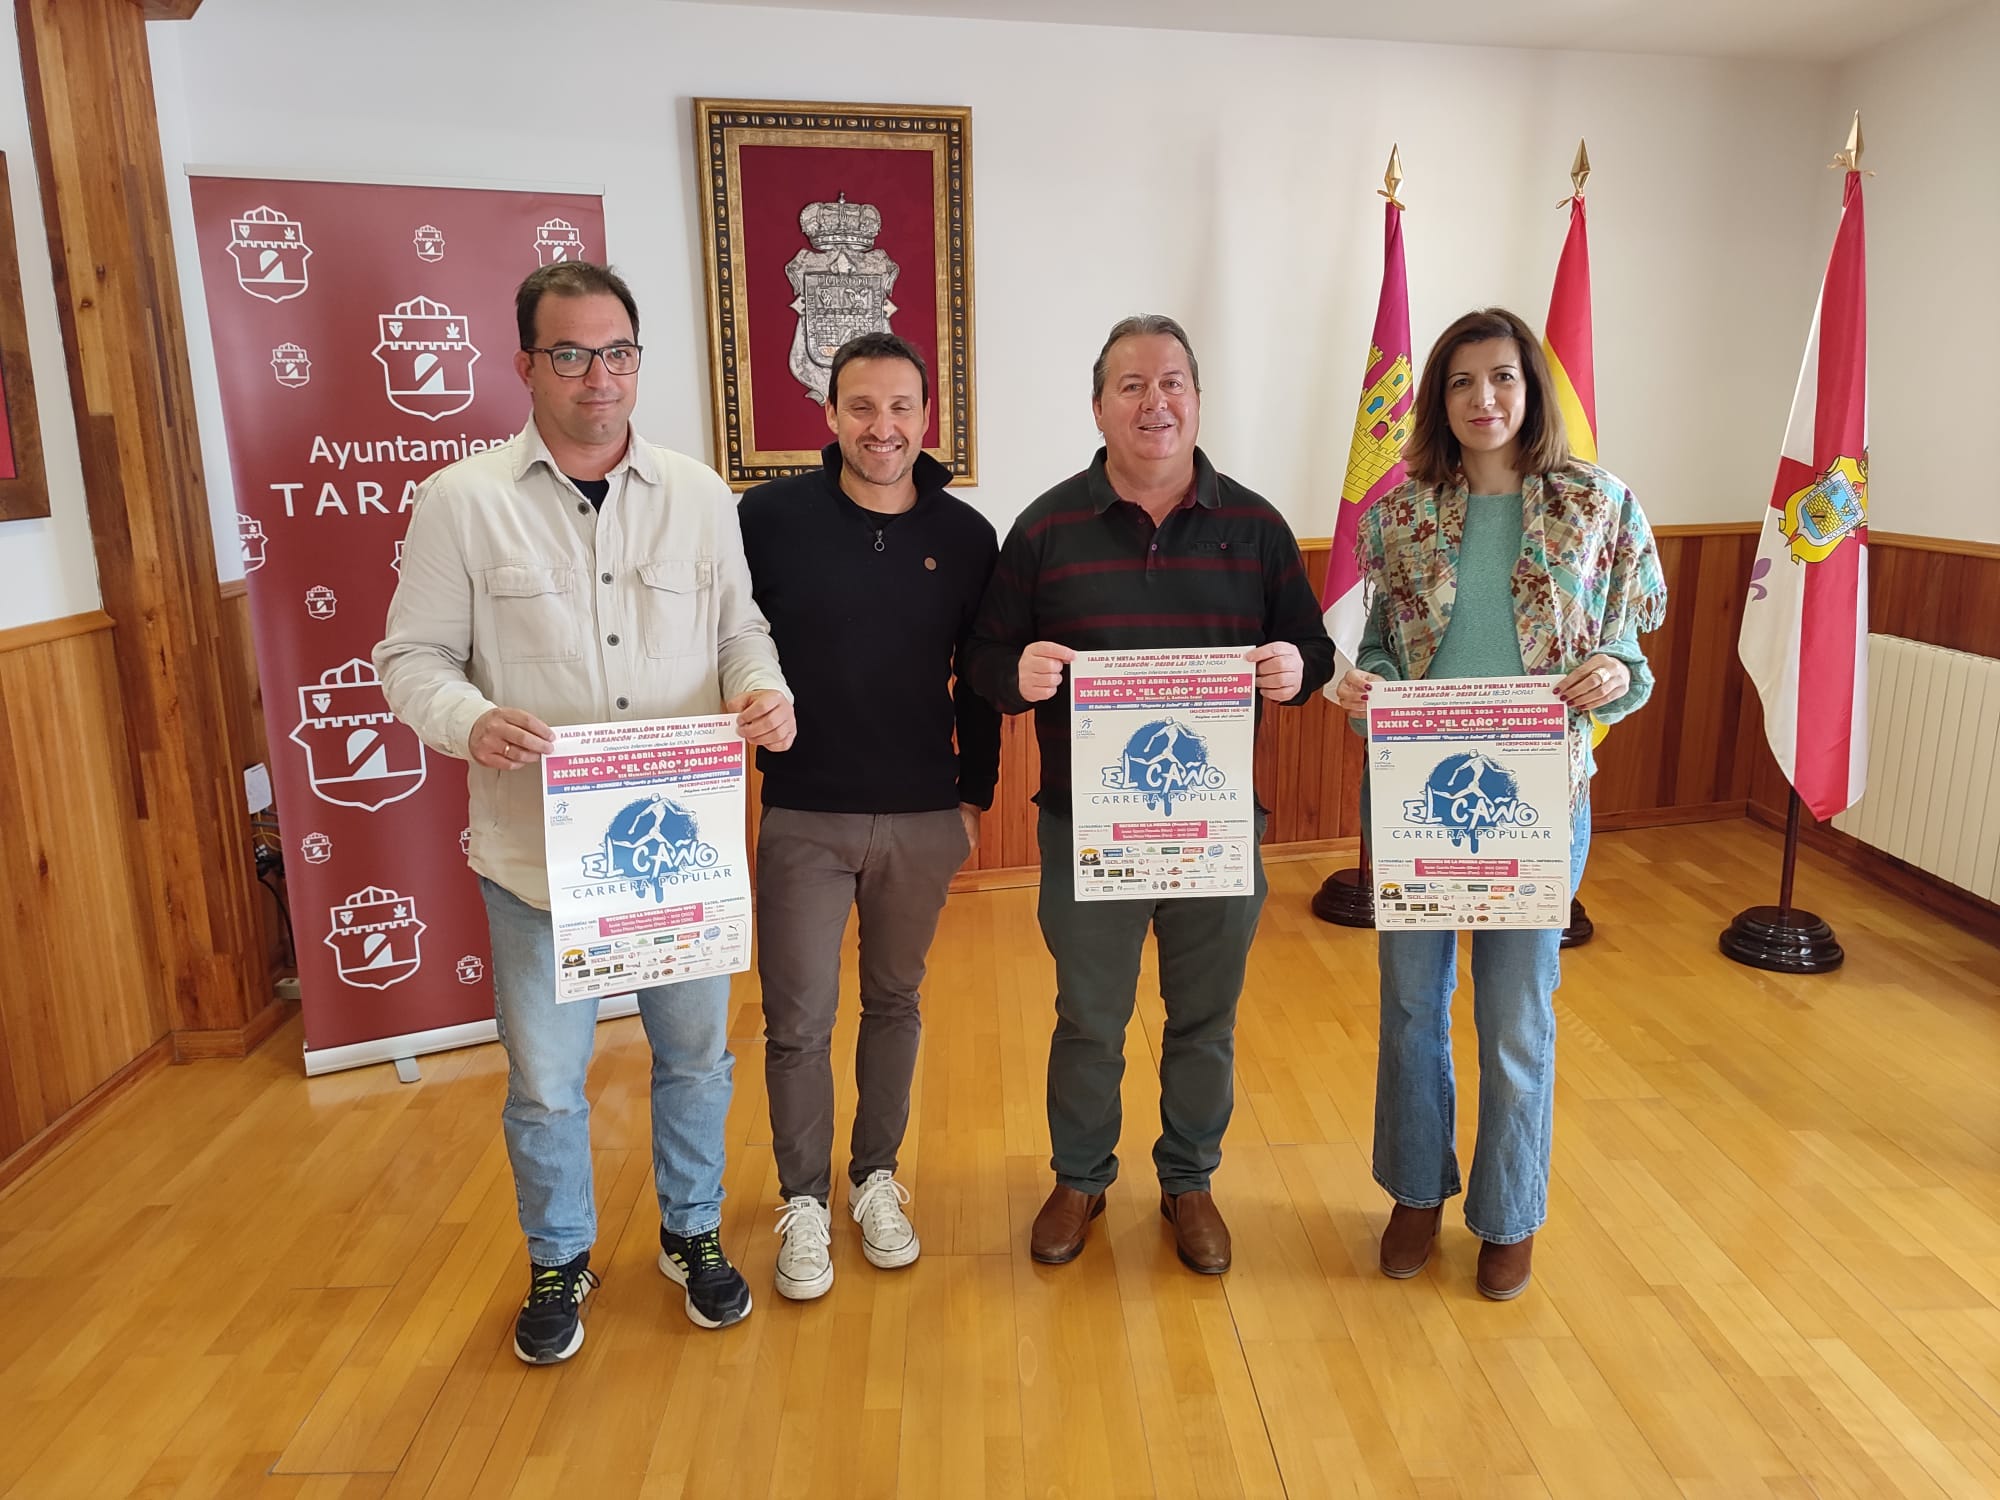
[1675, 530, 1760, 806]
[16, 0, 273, 1052]
[219, 582, 267, 770]
[219, 586, 292, 985]
[0, 617, 167, 1170]
[1867, 534, 2000, 660]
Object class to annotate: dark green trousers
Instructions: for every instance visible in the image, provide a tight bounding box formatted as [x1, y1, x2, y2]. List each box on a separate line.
[1035, 810, 1268, 1195]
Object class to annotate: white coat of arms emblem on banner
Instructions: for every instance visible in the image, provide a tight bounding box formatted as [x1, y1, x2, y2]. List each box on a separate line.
[373, 296, 480, 421]
[536, 218, 584, 265]
[324, 885, 427, 990]
[413, 224, 446, 263]
[271, 342, 312, 388]
[226, 206, 312, 303]
[238, 513, 268, 572]
[289, 658, 429, 810]
[785, 194, 898, 403]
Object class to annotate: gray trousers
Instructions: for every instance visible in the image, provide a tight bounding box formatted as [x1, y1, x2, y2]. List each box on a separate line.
[757, 806, 969, 1203]
[1036, 809, 1268, 1196]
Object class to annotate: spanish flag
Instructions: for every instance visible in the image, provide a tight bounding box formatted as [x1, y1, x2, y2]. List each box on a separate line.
[1544, 144, 1608, 748]
[1542, 143, 1596, 463]
[1322, 149, 1413, 674]
[1739, 121, 1870, 821]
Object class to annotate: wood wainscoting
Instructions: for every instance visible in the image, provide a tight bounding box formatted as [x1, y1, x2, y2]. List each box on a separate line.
[218, 530, 2000, 895]
[0, 613, 170, 1183]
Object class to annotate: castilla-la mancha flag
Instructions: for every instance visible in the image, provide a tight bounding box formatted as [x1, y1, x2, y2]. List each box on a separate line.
[1322, 192, 1412, 671]
[1739, 165, 1869, 821]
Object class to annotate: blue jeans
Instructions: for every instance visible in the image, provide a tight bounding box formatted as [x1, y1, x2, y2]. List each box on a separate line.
[1372, 800, 1591, 1245]
[480, 877, 734, 1266]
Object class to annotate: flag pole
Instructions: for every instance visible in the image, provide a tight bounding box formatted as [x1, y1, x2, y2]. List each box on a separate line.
[1720, 113, 1865, 975]
[1719, 788, 1843, 971]
[1552, 137, 1597, 950]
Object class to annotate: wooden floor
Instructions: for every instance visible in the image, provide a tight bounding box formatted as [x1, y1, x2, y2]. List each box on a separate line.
[5, 818, 2000, 1498]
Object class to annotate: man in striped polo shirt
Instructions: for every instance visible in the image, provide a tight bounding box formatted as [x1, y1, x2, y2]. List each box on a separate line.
[965, 315, 1334, 1274]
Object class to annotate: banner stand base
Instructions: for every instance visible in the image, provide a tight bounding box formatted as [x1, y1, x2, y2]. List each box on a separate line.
[1311, 868, 1376, 929]
[304, 994, 642, 1078]
[1718, 905, 1845, 973]
[1560, 898, 1595, 949]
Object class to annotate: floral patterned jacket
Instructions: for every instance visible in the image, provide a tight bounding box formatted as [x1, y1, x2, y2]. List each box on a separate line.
[1355, 461, 1669, 809]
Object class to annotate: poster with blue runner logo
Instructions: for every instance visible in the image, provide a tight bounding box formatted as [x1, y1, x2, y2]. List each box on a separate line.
[1366, 679, 1572, 929]
[1069, 649, 1257, 901]
[541, 716, 751, 1002]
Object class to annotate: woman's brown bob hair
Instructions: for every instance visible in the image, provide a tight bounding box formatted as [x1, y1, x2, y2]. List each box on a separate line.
[1403, 307, 1573, 489]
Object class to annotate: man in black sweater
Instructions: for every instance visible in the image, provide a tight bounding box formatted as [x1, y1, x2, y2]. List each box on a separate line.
[738, 332, 1000, 1303]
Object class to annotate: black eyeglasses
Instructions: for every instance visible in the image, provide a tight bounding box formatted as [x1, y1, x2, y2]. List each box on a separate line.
[523, 343, 643, 378]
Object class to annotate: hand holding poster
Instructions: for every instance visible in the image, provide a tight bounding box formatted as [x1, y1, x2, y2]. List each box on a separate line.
[1367, 679, 1572, 929]
[541, 716, 752, 1003]
[1068, 649, 1257, 901]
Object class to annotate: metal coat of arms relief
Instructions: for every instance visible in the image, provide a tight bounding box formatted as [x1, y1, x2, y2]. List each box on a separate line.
[785, 193, 898, 403]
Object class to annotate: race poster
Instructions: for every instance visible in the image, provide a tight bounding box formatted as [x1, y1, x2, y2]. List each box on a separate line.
[1068, 648, 1257, 901]
[1366, 678, 1572, 929]
[541, 716, 752, 1003]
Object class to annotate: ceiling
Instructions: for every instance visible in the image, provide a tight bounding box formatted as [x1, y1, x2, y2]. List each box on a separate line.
[684, 0, 1971, 63]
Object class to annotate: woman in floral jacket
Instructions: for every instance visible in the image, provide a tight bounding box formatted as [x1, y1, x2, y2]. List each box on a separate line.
[1332, 307, 1667, 1300]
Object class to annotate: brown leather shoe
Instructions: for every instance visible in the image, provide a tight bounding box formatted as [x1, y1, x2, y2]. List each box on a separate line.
[1030, 1185, 1105, 1264]
[1476, 1235, 1534, 1300]
[1379, 1203, 1442, 1279]
[1159, 1189, 1231, 1274]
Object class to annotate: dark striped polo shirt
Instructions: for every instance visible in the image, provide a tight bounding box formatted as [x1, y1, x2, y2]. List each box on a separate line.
[964, 446, 1334, 813]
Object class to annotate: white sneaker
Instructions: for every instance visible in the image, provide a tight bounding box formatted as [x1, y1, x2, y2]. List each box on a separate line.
[773, 1196, 833, 1301]
[850, 1170, 920, 1270]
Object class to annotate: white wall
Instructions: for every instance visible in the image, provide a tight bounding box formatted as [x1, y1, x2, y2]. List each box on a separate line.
[0, 12, 97, 629]
[1838, 0, 1999, 545]
[157, 0, 1843, 576]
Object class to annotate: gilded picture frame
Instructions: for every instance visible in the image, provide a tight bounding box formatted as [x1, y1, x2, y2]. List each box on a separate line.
[693, 98, 976, 489]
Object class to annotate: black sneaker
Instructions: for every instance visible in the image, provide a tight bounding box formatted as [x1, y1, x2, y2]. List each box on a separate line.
[513, 1251, 599, 1364]
[658, 1226, 753, 1329]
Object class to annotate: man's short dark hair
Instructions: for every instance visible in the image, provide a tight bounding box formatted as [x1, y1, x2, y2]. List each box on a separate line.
[1091, 314, 1201, 401]
[827, 331, 930, 407]
[515, 262, 640, 349]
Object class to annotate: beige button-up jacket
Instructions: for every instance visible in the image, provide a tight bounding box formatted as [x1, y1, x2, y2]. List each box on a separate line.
[375, 420, 788, 907]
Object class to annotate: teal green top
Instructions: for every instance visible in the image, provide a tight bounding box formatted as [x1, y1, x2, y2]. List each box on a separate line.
[1354, 491, 1652, 777]
[1426, 493, 1529, 680]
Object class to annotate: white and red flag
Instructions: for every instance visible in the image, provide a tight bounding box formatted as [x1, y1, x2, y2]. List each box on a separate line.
[1739, 145, 1870, 821]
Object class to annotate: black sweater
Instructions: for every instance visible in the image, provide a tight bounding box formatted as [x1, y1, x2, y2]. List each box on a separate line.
[739, 445, 1002, 813]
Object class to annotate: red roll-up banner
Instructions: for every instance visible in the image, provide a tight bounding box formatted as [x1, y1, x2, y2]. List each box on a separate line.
[188, 173, 606, 1074]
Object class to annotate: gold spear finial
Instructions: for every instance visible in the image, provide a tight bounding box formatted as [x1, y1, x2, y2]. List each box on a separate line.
[1379, 145, 1406, 210]
[1559, 139, 1591, 206]
[1831, 111, 1864, 171]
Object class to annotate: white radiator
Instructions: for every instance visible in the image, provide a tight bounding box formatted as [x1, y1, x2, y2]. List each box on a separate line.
[1831, 633, 2000, 901]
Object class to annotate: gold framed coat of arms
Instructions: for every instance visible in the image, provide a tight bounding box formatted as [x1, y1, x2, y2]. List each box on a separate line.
[693, 98, 976, 489]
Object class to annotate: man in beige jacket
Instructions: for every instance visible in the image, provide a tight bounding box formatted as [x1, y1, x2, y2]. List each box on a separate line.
[376, 262, 792, 1363]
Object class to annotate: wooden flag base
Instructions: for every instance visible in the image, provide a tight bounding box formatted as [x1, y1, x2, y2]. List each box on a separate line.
[1560, 898, 1594, 948]
[1719, 904, 1844, 972]
[1719, 789, 1844, 973]
[1311, 867, 1375, 928]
